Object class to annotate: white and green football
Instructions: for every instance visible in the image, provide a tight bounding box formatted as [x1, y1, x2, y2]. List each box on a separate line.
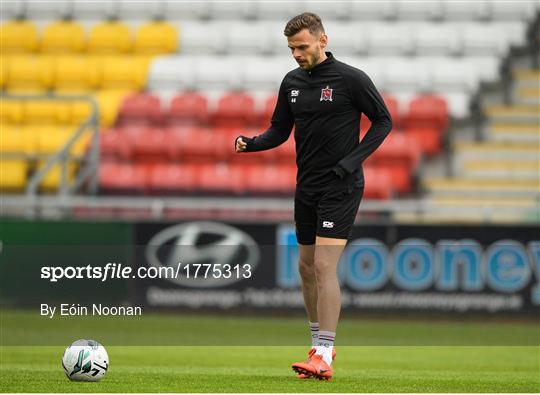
[62, 339, 109, 382]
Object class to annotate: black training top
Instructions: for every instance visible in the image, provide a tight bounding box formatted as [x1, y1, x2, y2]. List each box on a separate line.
[240, 52, 392, 191]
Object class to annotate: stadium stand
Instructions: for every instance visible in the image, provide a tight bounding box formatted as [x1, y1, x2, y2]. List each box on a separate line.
[1, 0, 538, 223]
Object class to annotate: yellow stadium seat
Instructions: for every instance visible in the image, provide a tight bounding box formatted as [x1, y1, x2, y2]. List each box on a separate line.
[99, 55, 150, 90]
[34, 125, 89, 157]
[5, 56, 54, 93]
[0, 20, 38, 53]
[0, 160, 28, 190]
[37, 160, 76, 191]
[96, 90, 132, 127]
[41, 20, 86, 53]
[0, 55, 8, 88]
[87, 21, 131, 54]
[53, 56, 101, 92]
[1, 126, 26, 152]
[23, 99, 72, 124]
[134, 21, 177, 54]
[0, 100, 25, 124]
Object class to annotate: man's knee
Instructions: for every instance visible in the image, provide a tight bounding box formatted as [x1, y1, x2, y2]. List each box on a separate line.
[313, 258, 337, 281]
[298, 257, 315, 280]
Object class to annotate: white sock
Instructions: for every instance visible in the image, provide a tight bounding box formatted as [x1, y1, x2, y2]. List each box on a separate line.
[309, 321, 319, 347]
[315, 330, 335, 365]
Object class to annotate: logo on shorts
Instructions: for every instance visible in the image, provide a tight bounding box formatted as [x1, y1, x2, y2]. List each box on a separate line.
[320, 86, 333, 101]
[322, 221, 334, 228]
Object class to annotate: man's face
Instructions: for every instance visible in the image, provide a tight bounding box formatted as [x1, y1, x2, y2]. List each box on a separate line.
[287, 29, 327, 70]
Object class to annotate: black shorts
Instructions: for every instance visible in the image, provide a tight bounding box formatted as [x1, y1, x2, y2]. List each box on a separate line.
[294, 182, 364, 245]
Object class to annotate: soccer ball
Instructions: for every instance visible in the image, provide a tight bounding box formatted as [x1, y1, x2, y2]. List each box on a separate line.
[62, 339, 109, 382]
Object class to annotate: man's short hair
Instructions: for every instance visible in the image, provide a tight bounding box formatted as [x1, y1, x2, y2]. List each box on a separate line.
[284, 12, 325, 37]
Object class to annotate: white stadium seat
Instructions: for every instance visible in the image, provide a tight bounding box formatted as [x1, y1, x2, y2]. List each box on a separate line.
[365, 23, 415, 56]
[395, 0, 443, 21]
[148, 56, 198, 92]
[179, 22, 225, 54]
[348, 1, 397, 20]
[460, 24, 508, 56]
[412, 23, 461, 56]
[440, 0, 491, 21]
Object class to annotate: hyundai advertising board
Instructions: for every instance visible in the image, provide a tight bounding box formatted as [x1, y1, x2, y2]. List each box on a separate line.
[135, 221, 540, 313]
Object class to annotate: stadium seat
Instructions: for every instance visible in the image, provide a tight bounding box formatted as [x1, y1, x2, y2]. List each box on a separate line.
[195, 163, 244, 195]
[211, 92, 256, 127]
[245, 164, 296, 195]
[129, 127, 170, 163]
[178, 23, 224, 55]
[365, 23, 414, 56]
[37, 161, 77, 191]
[41, 20, 85, 53]
[35, 125, 88, 156]
[0, 160, 28, 191]
[53, 56, 101, 92]
[133, 21, 177, 54]
[403, 95, 449, 132]
[5, 56, 54, 93]
[404, 127, 442, 156]
[168, 92, 209, 126]
[99, 55, 150, 90]
[255, 95, 277, 127]
[0, 20, 39, 53]
[0, 100, 25, 124]
[99, 128, 132, 161]
[118, 94, 163, 126]
[87, 21, 132, 54]
[148, 56, 197, 91]
[23, 99, 72, 124]
[148, 163, 197, 194]
[99, 162, 148, 194]
[368, 133, 422, 194]
[363, 166, 393, 200]
[382, 94, 400, 128]
[178, 127, 228, 162]
[412, 23, 460, 55]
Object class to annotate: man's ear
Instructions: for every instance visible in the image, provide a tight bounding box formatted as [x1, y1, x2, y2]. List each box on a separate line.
[320, 34, 328, 48]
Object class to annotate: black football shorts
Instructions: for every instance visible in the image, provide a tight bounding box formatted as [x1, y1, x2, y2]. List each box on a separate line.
[294, 182, 364, 245]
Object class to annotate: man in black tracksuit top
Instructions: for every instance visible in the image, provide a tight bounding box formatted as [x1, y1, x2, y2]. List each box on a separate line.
[235, 13, 392, 380]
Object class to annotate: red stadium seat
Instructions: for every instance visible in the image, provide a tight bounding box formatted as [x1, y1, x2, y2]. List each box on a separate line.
[360, 114, 371, 136]
[367, 133, 421, 194]
[258, 95, 278, 127]
[363, 166, 393, 200]
[211, 92, 255, 128]
[148, 163, 197, 194]
[403, 95, 449, 131]
[99, 162, 148, 194]
[404, 127, 441, 156]
[130, 127, 170, 163]
[179, 127, 228, 163]
[382, 94, 400, 127]
[117, 93, 163, 126]
[195, 163, 244, 195]
[168, 92, 209, 126]
[99, 128, 131, 160]
[245, 164, 296, 195]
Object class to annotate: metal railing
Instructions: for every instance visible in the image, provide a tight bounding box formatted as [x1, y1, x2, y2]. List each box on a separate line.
[1, 94, 100, 216]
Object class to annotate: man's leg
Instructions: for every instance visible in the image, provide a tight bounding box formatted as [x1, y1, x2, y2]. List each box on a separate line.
[298, 243, 317, 322]
[313, 236, 347, 333]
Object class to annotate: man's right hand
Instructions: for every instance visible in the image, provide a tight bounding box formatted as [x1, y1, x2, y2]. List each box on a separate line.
[235, 137, 247, 153]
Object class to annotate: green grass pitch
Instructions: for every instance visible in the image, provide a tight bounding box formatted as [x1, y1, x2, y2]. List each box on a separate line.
[1, 310, 539, 392]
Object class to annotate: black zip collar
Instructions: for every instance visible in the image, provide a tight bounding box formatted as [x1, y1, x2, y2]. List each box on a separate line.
[306, 52, 335, 75]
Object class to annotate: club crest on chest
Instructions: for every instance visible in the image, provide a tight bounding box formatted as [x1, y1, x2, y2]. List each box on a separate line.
[320, 86, 333, 102]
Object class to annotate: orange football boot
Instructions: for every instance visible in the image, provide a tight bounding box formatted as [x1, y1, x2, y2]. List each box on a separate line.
[293, 347, 336, 379]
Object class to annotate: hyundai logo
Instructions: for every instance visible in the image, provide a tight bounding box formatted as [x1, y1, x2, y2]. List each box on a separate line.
[145, 222, 260, 288]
